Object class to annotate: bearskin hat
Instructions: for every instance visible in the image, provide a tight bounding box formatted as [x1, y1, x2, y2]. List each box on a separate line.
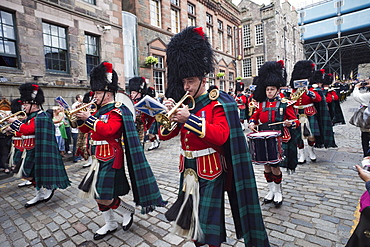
[19, 83, 45, 105]
[83, 91, 94, 103]
[323, 73, 334, 86]
[290, 60, 315, 88]
[128, 77, 147, 94]
[90, 62, 118, 92]
[165, 26, 215, 102]
[311, 69, 325, 85]
[10, 98, 22, 113]
[146, 86, 156, 98]
[253, 60, 286, 102]
[235, 81, 245, 93]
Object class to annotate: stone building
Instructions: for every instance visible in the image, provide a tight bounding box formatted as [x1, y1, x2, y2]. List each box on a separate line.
[123, 0, 241, 94]
[0, 0, 124, 108]
[237, 0, 304, 85]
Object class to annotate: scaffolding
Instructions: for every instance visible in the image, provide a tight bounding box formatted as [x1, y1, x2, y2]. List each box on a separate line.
[303, 31, 370, 80]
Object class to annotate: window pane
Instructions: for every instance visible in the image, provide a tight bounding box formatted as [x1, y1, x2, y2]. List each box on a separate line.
[4, 40, 16, 55]
[0, 39, 4, 53]
[51, 25, 58, 36]
[52, 36, 59, 47]
[58, 27, 66, 38]
[42, 23, 50, 34]
[1, 11, 13, 25]
[3, 25, 15, 39]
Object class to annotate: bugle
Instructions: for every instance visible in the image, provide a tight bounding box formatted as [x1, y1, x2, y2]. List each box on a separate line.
[155, 92, 195, 131]
[290, 87, 306, 101]
[65, 100, 97, 122]
[0, 111, 27, 133]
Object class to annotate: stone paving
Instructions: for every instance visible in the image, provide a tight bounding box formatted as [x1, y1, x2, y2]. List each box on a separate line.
[0, 93, 367, 247]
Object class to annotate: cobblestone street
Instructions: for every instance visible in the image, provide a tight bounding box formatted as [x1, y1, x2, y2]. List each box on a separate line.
[0, 93, 366, 247]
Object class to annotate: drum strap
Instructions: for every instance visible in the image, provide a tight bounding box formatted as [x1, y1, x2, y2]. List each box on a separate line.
[260, 101, 287, 131]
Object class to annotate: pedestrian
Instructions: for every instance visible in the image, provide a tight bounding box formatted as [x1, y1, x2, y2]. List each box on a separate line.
[345, 161, 370, 247]
[248, 60, 300, 207]
[52, 106, 66, 156]
[75, 62, 166, 240]
[6, 83, 71, 208]
[158, 26, 269, 247]
[71, 94, 83, 162]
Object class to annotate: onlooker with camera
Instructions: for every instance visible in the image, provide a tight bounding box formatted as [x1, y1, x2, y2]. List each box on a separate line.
[345, 163, 370, 247]
[353, 81, 370, 157]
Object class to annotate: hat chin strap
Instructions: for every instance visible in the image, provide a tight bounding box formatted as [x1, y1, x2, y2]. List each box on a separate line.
[96, 91, 107, 109]
[192, 77, 203, 99]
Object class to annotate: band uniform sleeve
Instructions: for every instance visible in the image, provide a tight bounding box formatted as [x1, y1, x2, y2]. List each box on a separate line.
[94, 111, 123, 137]
[284, 105, 300, 128]
[249, 104, 262, 123]
[311, 89, 322, 102]
[11, 118, 35, 135]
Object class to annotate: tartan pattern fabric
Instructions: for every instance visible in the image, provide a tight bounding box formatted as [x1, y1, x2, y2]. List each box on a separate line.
[281, 130, 299, 171]
[93, 157, 129, 200]
[33, 111, 71, 190]
[330, 100, 346, 125]
[313, 89, 337, 148]
[97, 103, 167, 213]
[193, 91, 270, 246]
[148, 120, 159, 135]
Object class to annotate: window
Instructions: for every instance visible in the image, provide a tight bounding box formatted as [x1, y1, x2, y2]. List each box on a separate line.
[171, 8, 180, 33]
[229, 72, 234, 81]
[255, 24, 263, 45]
[83, 0, 96, 4]
[243, 24, 251, 48]
[208, 78, 215, 86]
[219, 70, 225, 91]
[242, 58, 252, 77]
[43, 22, 68, 72]
[227, 26, 232, 36]
[188, 16, 196, 26]
[153, 55, 165, 94]
[171, 0, 179, 6]
[188, 3, 196, 26]
[218, 31, 223, 51]
[0, 10, 17, 68]
[150, 0, 161, 28]
[206, 13, 212, 25]
[85, 34, 100, 75]
[217, 20, 223, 30]
[206, 25, 213, 45]
[227, 36, 232, 54]
[256, 56, 264, 71]
[188, 3, 195, 15]
[229, 81, 234, 91]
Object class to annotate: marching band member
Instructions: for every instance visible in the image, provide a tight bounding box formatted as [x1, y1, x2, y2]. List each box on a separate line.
[234, 81, 248, 130]
[7, 83, 71, 207]
[249, 60, 300, 207]
[76, 62, 166, 240]
[323, 73, 345, 125]
[159, 26, 269, 247]
[290, 60, 322, 164]
[145, 86, 161, 151]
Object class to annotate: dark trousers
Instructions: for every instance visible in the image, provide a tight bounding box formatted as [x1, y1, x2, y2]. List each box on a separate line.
[65, 127, 71, 152]
[361, 131, 370, 157]
[0, 135, 11, 169]
[71, 132, 80, 162]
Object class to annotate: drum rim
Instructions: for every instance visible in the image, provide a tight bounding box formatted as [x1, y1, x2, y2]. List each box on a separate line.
[247, 130, 281, 138]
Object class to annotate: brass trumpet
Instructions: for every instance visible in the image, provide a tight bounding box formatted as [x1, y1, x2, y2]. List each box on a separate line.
[0, 111, 27, 133]
[155, 92, 195, 131]
[65, 100, 97, 123]
[290, 87, 307, 101]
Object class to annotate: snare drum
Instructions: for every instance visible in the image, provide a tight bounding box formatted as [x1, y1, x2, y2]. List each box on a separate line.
[247, 130, 284, 165]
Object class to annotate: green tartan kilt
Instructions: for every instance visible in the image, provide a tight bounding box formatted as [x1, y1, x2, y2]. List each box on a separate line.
[281, 141, 298, 171]
[180, 158, 226, 246]
[13, 148, 22, 167]
[95, 158, 130, 200]
[148, 121, 159, 135]
[239, 108, 247, 120]
[22, 148, 36, 177]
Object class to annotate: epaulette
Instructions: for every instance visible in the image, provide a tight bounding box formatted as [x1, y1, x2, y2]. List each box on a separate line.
[208, 88, 219, 100]
[115, 101, 122, 107]
[112, 108, 122, 115]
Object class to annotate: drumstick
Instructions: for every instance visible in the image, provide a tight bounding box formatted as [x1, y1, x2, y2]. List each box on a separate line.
[268, 119, 298, 126]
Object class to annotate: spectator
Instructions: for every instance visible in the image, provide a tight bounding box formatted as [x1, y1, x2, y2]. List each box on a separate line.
[353, 81, 370, 157]
[71, 94, 83, 162]
[52, 106, 66, 156]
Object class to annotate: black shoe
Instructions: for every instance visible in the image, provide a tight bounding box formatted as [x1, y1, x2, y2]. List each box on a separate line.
[93, 228, 117, 240]
[263, 198, 274, 204]
[274, 201, 283, 208]
[43, 189, 56, 203]
[122, 213, 134, 231]
[25, 199, 43, 208]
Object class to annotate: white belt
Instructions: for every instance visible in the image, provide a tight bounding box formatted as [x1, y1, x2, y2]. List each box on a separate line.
[22, 135, 35, 140]
[90, 140, 109, 145]
[12, 137, 22, 140]
[293, 103, 313, 109]
[181, 148, 217, 159]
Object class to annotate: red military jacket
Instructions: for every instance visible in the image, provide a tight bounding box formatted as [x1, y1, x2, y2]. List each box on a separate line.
[17, 117, 36, 150]
[325, 90, 339, 103]
[292, 88, 322, 116]
[79, 106, 123, 162]
[158, 100, 229, 180]
[250, 98, 300, 142]
[234, 93, 247, 110]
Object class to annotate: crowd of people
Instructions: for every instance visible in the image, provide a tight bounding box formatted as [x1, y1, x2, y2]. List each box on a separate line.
[0, 25, 368, 247]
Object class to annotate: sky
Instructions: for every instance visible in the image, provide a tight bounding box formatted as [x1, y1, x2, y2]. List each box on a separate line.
[231, 0, 324, 10]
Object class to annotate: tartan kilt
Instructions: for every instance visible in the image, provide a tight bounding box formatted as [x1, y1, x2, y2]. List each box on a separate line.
[239, 109, 247, 120]
[148, 121, 159, 135]
[297, 109, 320, 137]
[13, 148, 23, 168]
[95, 158, 130, 200]
[22, 148, 36, 177]
[180, 158, 226, 246]
[281, 141, 298, 171]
